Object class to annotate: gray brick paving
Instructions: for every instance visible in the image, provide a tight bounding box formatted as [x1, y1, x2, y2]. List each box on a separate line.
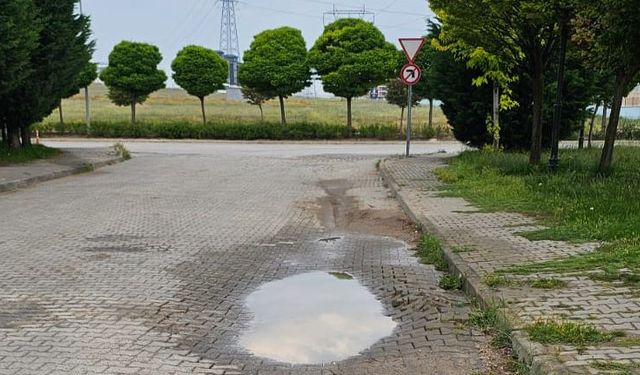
[383, 155, 640, 375]
[1, 148, 488, 374]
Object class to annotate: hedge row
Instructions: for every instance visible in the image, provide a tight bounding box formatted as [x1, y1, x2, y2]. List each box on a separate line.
[34, 121, 431, 141]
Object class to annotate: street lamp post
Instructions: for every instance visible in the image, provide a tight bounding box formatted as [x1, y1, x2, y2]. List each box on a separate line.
[549, 9, 570, 172]
[79, 0, 91, 134]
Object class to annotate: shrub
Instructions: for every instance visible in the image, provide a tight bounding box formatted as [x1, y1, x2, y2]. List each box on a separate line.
[35, 121, 411, 141]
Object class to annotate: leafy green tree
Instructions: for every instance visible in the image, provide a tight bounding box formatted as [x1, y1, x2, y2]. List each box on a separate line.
[58, 61, 98, 124]
[414, 36, 438, 130]
[172, 45, 228, 124]
[309, 19, 397, 132]
[573, 0, 640, 172]
[238, 27, 310, 125]
[100, 41, 166, 124]
[107, 87, 149, 108]
[241, 86, 269, 122]
[2, 0, 93, 148]
[0, 0, 40, 146]
[385, 79, 421, 133]
[430, 0, 563, 164]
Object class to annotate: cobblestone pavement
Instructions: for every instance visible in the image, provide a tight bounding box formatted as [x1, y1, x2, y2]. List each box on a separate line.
[0, 147, 123, 192]
[383, 155, 640, 374]
[0, 145, 489, 374]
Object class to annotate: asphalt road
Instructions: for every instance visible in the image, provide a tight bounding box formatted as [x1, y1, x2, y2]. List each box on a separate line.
[0, 141, 488, 375]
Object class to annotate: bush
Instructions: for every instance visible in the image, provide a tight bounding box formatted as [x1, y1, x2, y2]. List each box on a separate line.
[34, 121, 417, 141]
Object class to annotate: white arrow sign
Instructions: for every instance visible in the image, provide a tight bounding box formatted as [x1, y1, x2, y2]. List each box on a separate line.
[399, 38, 425, 63]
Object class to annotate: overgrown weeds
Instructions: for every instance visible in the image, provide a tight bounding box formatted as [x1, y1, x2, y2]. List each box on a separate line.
[525, 321, 624, 351]
[112, 143, 131, 160]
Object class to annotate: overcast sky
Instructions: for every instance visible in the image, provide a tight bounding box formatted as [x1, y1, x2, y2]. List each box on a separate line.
[82, 0, 435, 87]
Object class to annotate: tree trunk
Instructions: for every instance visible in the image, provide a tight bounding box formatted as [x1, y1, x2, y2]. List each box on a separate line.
[131, 95, 136, 125]
[529, 52, 544, 165]
[199, 97, 207, 124]
[59, 99, 64, 125]
[400, 106, 405, 133]
[428, 98, 433, 129]
[20, 123, 31, 147]
[1, 120, 6, 146]
[492, 82, 501, 150]
[601, 103, 608, 137]
[7, 120, 21, 150]
[278, 95, 286, 125]
[587, 102, 599, 148]
[599, 74, 628, 173]
[259, 104, 264, 122]
[346, 97, 353, 134]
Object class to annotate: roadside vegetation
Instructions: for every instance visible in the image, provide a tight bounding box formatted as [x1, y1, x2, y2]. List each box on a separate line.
[467, 305, 529, 375]
[0, 144, 60, 166]
[525, 321, 624, 352]
[437, 148, 640, 287]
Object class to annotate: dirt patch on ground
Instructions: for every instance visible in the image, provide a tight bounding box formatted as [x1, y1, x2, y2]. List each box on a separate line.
[317, 179, 419, 244]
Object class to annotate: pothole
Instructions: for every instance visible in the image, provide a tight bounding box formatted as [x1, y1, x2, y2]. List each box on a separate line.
[239, 271, 396, 365]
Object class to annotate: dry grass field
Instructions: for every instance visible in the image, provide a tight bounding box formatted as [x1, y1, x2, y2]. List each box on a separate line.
[47, 83, 448, 130]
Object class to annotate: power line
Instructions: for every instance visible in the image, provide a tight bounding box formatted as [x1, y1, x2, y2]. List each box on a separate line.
[236, 0, 321, 20]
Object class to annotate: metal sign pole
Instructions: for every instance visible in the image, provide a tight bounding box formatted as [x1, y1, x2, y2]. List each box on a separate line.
[85, 86, 91, 134]
[406, 85, 413, 157]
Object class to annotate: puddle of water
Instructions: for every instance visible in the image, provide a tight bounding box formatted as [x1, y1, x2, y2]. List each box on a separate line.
[239, 271, 396, 365]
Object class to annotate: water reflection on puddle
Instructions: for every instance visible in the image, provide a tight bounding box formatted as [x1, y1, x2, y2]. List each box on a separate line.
[239, 271, 396, 364]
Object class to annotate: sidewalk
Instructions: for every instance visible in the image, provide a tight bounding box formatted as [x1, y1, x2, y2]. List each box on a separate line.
[0, 147, 125, 193]
[381, 155, 640, 375]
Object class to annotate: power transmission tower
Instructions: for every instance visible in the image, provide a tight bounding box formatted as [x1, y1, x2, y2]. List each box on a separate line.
[219, 0, 240, 86]
[323, 5, 375, 25]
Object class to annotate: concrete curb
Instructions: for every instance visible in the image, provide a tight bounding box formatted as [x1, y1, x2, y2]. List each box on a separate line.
[379, 159, 570, 375]
[0, 155, 125, 193]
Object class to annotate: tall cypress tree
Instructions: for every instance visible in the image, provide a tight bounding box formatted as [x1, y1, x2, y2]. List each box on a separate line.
[3, 0, 94, 148]
[0, 0, 40, 147]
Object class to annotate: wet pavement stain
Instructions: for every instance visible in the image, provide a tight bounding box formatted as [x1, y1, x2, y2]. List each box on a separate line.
[239, 271, 396, 365]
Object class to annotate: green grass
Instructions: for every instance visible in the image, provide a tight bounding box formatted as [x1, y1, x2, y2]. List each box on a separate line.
[112, 143, 131, 160]
[590, 361, 639, 375]
[502, 239, 640, 286]
[48, 83, 450, 132]
[436, 148, 640, 242]
[436, 148, 640, 286]
[439, 274, 463, 290]
[416, 234, 448, 272]
[329, 272, 354, 280]
[525, 321, 624, 349]
[468, 305, 513, 349]
[0, 144, 60, 165]
[529, 278, 568, 289]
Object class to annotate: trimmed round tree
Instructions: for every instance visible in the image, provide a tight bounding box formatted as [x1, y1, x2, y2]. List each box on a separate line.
[309, 19, 397, 131]
[100, 41, 166, 124]
[239, 27, 311, 125]
[172, 45, 228, 124]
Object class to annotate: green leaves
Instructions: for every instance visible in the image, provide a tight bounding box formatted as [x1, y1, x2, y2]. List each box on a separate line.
[238, 27, 310, 100]
[172, 45, 228, 99]
[100, 41, 167, 99]
[309, 19, 397, 100]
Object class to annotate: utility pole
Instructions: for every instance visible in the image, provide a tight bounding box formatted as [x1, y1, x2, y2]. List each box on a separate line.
[79, 0, 91, 134]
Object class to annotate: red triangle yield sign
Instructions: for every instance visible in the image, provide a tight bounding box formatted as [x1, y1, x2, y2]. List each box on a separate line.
[399, 38, 425, 63]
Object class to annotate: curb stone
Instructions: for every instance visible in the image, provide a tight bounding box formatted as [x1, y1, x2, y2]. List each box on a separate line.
[0, 154, 125, 193]
[380, 158, 573, 375]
